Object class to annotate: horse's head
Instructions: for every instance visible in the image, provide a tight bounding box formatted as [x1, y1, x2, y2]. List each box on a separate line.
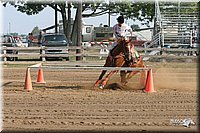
[118, 38, 133, 62]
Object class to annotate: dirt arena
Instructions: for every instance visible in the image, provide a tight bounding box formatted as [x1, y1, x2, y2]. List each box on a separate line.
[2, 61, 199, 132]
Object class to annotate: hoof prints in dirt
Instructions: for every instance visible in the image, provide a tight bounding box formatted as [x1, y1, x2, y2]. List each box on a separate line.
[3, 63, 198, 131]
[3, 89, 198, 131]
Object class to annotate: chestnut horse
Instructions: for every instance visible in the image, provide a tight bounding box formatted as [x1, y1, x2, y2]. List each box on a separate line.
[94, 38, 146, 89]
[120, 56, 146, 86]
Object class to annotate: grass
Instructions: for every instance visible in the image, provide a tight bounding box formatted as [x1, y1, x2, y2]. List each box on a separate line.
[2, 64, 33, 68]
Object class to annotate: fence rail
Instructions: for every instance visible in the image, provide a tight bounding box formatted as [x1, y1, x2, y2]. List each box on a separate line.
[1, 46, 198, 62]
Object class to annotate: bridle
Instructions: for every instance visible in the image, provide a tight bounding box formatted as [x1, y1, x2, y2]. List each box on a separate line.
[120, 39, 133, 62]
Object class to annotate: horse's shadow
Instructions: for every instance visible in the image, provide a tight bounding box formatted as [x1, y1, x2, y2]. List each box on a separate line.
[104, 83, 145, 91]
[104, 83, 124, 90]
[42, 85, 83, 90]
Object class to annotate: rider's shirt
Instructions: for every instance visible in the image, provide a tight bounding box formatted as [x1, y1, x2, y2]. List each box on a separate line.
[113, 23, 132, 41]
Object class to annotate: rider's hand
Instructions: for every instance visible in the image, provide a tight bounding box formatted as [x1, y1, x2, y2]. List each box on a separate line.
[115, 32, 124, 38]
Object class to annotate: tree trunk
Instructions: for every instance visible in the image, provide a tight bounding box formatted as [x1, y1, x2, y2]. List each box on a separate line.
[76, 1, 82, 61]
[66, 2, 72, 41]
[60, 4, 67, 38]
[71, 2, 82, 60]
[71, 10, 78, 46]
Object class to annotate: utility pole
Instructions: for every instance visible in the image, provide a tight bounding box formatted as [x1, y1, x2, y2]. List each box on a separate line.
[76, 1, 82, 61]
[108, 0, 111, 27]
[108, 0, 110, 27]
[9, 22, 11, 34]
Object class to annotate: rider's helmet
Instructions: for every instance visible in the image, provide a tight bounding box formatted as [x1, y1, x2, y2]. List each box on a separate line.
[117, 16, 124, 24]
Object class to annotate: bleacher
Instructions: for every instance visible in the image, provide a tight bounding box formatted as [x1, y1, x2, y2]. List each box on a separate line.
[158, 1, 198, 48]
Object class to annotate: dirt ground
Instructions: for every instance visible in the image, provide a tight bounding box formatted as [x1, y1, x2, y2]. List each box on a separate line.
[2, 61, 199, 132]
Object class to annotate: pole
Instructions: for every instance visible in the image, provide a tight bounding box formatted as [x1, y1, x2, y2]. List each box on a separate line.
[108, 1, 110, 27]
[55, 4, 58, 33]
[76, 1, 82, 61]
[9, 22, 11, 34]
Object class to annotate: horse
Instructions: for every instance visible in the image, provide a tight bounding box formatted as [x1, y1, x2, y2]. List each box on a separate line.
[94, 38, 146, 89]
[120, 55, 146, 86]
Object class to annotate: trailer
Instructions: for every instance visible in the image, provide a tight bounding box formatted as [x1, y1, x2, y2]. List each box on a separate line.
[82, 25, 114, 42]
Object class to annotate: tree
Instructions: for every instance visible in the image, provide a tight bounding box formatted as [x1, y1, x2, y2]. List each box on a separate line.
[31, 26, 40, 36]
[2, 0, 156, 44]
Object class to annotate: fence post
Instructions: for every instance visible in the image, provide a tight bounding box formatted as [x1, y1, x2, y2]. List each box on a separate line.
[82, 46, 86, 62]
[41, 46, 46, 62]
[3, 46, 7, 62]
[76, 2, 82, 61]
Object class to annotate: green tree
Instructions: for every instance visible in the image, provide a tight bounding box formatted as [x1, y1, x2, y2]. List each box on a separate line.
[2, 0, 156, 44]
[31, 26, 40, 36]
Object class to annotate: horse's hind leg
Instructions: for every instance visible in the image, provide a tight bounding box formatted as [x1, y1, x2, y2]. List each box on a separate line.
[126, 71, 139, 80]
[140, 71, 147, 87]
[126, 71, 147, 87]
[95, 70, 107, 87]
[120, 71, 128, 86]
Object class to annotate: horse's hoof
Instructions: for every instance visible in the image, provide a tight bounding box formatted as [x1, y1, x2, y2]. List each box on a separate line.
[99, 85, 104, 89]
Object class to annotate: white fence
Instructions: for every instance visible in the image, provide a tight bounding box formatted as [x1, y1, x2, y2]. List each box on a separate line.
[0, 45, 198, 62]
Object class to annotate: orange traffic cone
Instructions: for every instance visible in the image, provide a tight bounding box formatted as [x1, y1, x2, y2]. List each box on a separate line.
[144, 69, 155, 93]
[24, 68, 33, 91]
[36, 67, 46, 84]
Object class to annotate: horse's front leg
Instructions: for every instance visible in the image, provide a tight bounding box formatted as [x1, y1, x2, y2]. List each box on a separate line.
[95, 55, 112, 87]
[100, 70, 117, 89]
[94, 70, 107, 87]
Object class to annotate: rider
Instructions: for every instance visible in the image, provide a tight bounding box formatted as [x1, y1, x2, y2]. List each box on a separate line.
[110, 16, 133, 56]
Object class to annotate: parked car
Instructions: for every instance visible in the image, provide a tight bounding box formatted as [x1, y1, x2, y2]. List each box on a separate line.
[39, 33, 72, 60]
[1, 35, 18, 61]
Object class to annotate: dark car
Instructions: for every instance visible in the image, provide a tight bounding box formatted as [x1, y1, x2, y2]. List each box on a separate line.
[1, 35, 18, 61]
[39, 33, 71, 60]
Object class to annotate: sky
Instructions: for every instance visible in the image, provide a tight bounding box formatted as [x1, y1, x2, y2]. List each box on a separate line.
[1, 4, 61, 35]
[0, 2, 149, 35]
[0, 0, 198, 35]
[0, 3, 117, 35]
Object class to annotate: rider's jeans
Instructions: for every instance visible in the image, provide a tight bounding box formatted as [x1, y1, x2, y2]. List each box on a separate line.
[109, 42, 118, 52]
